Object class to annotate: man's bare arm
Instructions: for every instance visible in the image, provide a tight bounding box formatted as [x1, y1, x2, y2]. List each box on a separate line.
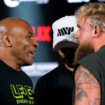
[74, 65, 101, 105]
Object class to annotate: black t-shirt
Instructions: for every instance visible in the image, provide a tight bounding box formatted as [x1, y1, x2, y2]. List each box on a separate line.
[34, 64, 74, 105]
[0, 60, 35, 105]
[76, 46, 105, 105]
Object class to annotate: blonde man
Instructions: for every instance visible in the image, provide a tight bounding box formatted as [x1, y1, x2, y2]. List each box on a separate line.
[74, 2, 105, 105]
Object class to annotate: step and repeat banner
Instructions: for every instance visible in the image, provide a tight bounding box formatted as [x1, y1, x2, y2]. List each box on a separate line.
[0, 0, 104, 85]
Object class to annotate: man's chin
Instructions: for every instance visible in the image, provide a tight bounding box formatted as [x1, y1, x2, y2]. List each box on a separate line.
[22, 60, 34, 66]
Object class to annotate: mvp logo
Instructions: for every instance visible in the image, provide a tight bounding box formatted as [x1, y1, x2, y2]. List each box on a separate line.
[57, 27, 74, 36]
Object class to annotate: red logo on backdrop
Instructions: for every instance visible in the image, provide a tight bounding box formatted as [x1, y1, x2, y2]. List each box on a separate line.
[32, 26, 52, 42]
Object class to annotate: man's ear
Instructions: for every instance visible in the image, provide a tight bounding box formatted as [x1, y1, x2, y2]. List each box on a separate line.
[58, 50, 65, 58]
[92, 25, 101, 38]
[2, 35, 12, 47]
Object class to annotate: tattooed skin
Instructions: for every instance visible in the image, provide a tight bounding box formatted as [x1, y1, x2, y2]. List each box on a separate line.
[74, 66, 101, 105]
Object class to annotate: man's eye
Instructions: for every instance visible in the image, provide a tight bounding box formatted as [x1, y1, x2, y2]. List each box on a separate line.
[26, 35, 32, 38]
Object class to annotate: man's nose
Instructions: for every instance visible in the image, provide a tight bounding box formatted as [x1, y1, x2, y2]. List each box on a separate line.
[33, 39, 39, 48]
[75, 31, 79, 40]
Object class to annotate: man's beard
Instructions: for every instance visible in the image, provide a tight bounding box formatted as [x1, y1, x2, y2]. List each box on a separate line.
[74, 43, 94, 64]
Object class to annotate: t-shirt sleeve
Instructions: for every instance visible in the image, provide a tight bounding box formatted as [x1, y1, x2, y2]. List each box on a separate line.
[76, 54, 101, 83]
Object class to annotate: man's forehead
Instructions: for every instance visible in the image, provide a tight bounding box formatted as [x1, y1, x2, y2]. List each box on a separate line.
[0, 26, 6, 31]
[77, 18, 90, 27]
[0, 18, 30, 29]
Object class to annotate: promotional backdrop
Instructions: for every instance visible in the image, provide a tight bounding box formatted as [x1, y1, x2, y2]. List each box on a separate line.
[0, 0, 104, 86]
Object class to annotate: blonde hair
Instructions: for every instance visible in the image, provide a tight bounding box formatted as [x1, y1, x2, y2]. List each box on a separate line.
[75, 2, 105, 32]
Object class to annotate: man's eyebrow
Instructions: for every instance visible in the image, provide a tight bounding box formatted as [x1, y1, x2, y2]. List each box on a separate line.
[28, 31, 33, 35]
[77, 24, 80, 28]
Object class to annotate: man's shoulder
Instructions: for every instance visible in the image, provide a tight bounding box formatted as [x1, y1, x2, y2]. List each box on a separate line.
[78, 46, 105, 64]
[77, 53, 95, 64]
[40, 66, 60, 78]
[37, 65, 64, 82]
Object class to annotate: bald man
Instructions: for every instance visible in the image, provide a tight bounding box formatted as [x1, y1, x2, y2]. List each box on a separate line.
[0, 17, 38, 105]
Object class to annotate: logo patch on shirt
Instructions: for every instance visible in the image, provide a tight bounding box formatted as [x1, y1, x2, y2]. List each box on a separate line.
[10, 84, 35, 104]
